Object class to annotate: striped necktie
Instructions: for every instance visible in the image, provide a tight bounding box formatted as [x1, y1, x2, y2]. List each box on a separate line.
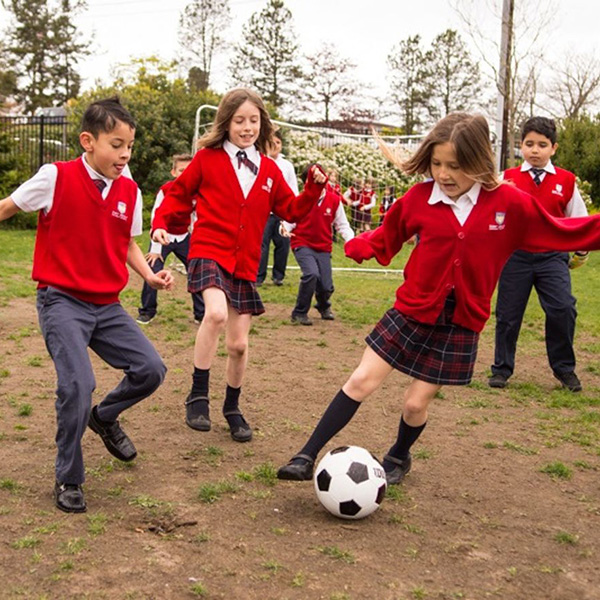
[93, 179, 107, 194]
[530, 168, 545, 186]
[236, 150, 258, 175]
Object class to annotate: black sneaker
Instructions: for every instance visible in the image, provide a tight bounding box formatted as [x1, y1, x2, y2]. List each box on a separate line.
[319, 308, 335, 320]
[291, 314, 313, 326]
[136, 314, 154, 325]
[488, 373, 508, 389]
[54, 481, 86, 513]
[272, 279, 284, 286]
[554, 371, 582, 392]
[88, 406, 137, 462]
[277, 454, 314, 481]
[382, 454, 412, 485]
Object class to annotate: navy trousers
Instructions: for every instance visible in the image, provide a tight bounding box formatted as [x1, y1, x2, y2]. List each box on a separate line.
[37, 287, 167, 485]
[138, 236, 204, 320]
[257, 214, 290, 283]
[291, 246, 334, 317]
[491, 250, 577, 378]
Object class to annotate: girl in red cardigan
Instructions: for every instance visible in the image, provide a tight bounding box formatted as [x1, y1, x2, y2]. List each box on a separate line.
[277, 112, 600, 485]
[152, 88, 326, 442]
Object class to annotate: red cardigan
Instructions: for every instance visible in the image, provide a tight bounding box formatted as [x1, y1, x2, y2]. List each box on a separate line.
[153, 147, 324, 281]
[345, 181, 600, 332]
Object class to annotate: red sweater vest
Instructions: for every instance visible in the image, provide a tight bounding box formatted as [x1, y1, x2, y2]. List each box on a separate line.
[32, 158, 138, 304]
[152, 147, 324, 281]
[504, 166, 575, 217]
[291, 190, 340, 253]
[345, 181, 600, 332]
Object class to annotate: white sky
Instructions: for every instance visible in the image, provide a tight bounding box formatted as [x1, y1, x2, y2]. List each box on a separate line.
[2, 0, 600, 119]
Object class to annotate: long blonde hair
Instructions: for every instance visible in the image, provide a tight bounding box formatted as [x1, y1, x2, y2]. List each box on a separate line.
[198, 88, 274, 155]
[379, 113, 500, 190]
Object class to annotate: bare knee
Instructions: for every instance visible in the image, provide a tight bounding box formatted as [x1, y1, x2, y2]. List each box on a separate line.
[203, 308, 228, 331]
[402, 392, 428, 422]
[345, 365, 377, 400]
[226, 338, 248, 359]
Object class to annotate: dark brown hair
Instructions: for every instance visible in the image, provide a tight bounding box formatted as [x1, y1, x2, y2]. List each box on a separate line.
[198, 88, 274, 154]
[379, 113, 500, 190]
[81, 96, 136, 137]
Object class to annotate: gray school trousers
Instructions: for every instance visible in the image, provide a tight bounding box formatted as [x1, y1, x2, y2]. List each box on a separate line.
[36, 287, 167, 485]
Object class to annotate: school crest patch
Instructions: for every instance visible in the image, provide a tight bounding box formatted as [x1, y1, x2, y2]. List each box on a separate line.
[111, 200, 129, 221]
[552, 183, 564, 196]
[262, 177, 273, 193]
[118, 201, 127, 214]
[489, 211, 506, 231]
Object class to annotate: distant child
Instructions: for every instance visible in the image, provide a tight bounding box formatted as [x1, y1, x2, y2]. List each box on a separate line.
[327, 169, 342, 198]
[0, 97, 172, 513]
[276, 112, 600, 486]
[256, 128, 299, 286]
[137, 154, 204, 324]
[378, 185, 396, 226]
[343, 178, 363, 232]
[358, 178, 377, 232]
[152, 88, 326, 442]
[285, 163, 355, 326]
[489, 116, 590, 392]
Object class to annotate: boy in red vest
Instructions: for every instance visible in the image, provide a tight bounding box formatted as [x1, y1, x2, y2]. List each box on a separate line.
[489, 116, 589, 392]
[0, 97, 173, 513]
[287, 164, 355, 325]
[137, 153, 204, 324]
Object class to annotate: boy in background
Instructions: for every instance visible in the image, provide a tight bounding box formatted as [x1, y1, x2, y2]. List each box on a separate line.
[137, 154, 204, 324]
[489, 116, 589, 392]
[0, 97, 172, 513]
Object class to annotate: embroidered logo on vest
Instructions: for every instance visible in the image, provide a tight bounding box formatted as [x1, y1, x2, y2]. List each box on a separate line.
[552, 183, 564, 196]
[262, 177, 273, 193]
[489, 211, 506, 230]
[112, 201, 129, 221]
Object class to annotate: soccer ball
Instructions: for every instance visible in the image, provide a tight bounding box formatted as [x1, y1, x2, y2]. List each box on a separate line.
[314, 445, 387, 520]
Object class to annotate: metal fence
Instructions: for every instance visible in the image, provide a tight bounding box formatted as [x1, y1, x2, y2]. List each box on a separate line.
[0, 114, 75, 177]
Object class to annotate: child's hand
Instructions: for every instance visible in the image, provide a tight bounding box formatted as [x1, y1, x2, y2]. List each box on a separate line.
[152, 229, 170, 245]
[279, 224, 293, 238]
[569, 251, 590, 269]
[145, 252, 162, 267]
[147, 269, 174, 291]
[310, 165, 327, 185]
[345, 237, 373, 264]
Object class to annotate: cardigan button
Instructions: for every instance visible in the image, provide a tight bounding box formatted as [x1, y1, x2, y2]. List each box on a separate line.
[454, 259, 461, 267]
[458, 232, 465, 239]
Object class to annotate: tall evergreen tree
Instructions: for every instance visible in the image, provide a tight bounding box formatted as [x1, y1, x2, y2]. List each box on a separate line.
[1, 0, 89, 111]
[229, 0, 301, 109]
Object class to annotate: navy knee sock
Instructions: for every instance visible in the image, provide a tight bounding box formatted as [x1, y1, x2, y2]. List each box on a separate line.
[223, 385, 245, 429]
[191, 367, 210, 416]
[383, 416, 426, 472]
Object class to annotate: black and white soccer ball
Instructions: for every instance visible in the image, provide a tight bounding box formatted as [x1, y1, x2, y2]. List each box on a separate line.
[314, 445, 387, 520]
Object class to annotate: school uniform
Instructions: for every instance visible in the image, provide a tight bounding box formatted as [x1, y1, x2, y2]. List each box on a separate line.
[379, 194, 396, 226]
[257, 154, 299, 284]
[343, 187, 362, 231]
[346, 180, 600, 385]
[284, 189, 354, 318]
[138, 180, 204, 321]
[491, 162, 588, 380]
[358, 188, 377, 227]
[11, 155, 166, 485]
[152, 140, 324, 314]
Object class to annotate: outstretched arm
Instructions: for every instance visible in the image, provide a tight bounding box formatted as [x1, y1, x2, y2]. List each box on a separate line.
[127, 238, 174, 291]
[0, 197, 21, 222]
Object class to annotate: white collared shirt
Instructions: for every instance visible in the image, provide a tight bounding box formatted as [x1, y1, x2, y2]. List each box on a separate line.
[223, 139, 261, 198]
[11, 154, 143, 235]
[518, 160, 587, 217]
[428, 182, 481, 226]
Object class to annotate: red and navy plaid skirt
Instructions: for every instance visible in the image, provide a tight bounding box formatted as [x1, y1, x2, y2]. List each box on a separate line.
[188, 258, 265, 316]
[366, 295, 479, 385]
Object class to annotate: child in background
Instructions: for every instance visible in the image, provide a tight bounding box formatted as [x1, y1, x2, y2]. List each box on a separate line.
[327, 169, 342, 198]
[343, 178, 363, 232]
[489, 116, 589, 392]
[137, 154, 204, 324]
[0, 97, 172, 513]
[358, 178, 377, 232]
[152, 88, 326, 442]
[256, 128, 299, 286]
[378, 185, 396, 226]
[286, 163, 355, 326]
[277, 112, 600, 486]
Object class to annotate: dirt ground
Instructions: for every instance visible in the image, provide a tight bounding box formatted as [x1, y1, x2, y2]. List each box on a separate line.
[1, 273, 600, 600]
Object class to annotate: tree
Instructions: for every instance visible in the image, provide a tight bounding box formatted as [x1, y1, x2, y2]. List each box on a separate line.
[178, 0, 231, 91]
[387, 35, 432, 135]
[301, 43, 358, 124]
[1, 0, 90, 111]
[425, 29, 482, 119]
[229, 0, 301, 109]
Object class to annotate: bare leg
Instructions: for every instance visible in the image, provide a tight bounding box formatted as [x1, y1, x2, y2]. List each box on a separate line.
[194, 287, 228, 369]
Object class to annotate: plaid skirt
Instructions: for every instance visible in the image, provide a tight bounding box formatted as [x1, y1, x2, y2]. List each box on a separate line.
[366, 296, 479, 385]
[187, 259, 265, 316]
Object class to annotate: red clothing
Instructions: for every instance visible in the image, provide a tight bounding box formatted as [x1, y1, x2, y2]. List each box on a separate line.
[504, 166, 575, 217]
[153, 147, 324, 281]
[291, 190, 341, 253]
[155, 180, 192, 234]
[345, 180, 600, 332]
[32, 157, 138, 304]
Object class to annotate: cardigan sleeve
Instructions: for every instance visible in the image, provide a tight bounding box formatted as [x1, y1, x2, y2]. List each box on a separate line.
[270, 166, 326, 223]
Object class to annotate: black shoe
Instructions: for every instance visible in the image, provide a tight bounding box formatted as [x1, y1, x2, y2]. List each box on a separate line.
[136, 313, 154, 325]
[185, 395, 211, 431]
[54, 481, 86, 513]
[383, 454, 412, 485]
[277, 454, 314, 480]
[319, 308, 335, 320]
[488, 373, 508, 389]
[554, 371, 582, 392]
[88, 406, 137, 462]
[291, 314, 313, 326]
[272, 279, 283, 286]
[223, 409, 252, 442]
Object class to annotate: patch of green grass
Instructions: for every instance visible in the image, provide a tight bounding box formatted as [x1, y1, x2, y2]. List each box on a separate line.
[574, 460, 597, 470]
[386, 485, 410, 504]
[235, 470, 254, 482]
[483, 441, 498, 449]
[11, 535, 41, 549]
[26, 355, 43, 367]
[554, 531, 579, 545]
[502, 441, 539, 455]
[17, 403, 33, 417]
[87, 513, 108, 537]
[291, 572, 305, 587]
[317, 545, 355, 564]
[262, 559, 283, 573]
[540, 462, 573, 480]
[193, 532, 210, 544]
[253, 462, 278, 486]
[412, 448, 433, 460]
[61, 538, 86, 555]
[190, 582, 208, 596]
[0, 478, 20, 493]
[197, 480, 239, 504]
[0, 368, 10, 378]
[33, 523, 59, 535]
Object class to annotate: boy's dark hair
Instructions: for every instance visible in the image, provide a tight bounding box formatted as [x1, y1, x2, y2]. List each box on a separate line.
[81, 96, 136, 138]
[301, 163, 322, 184]
[521, 116, 557, 144]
